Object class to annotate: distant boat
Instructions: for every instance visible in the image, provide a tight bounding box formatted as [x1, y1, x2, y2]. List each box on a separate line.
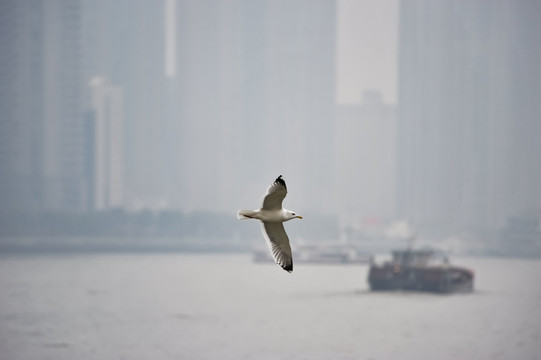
[368, 249, 474, 293]
[254, 244, 373, 265]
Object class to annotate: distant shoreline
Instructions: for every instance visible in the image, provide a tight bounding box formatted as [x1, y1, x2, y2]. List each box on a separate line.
[0, 236, 252, 255]
[1, 236, 540, 260]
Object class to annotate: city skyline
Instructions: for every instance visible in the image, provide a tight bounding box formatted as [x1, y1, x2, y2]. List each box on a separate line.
[1, 0, 540, 244]
[77, 0, 397, 217]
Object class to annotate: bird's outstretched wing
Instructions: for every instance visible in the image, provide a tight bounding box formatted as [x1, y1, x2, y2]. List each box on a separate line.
[261, 222, 293, 272]
[261, 175, 287, 211]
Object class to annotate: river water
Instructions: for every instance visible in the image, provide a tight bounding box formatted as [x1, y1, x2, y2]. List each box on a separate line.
[0, 253, 540, 360]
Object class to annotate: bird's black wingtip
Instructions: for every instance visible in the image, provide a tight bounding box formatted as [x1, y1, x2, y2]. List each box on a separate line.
[281, 263, 293, 273]
[275, 175, 286, 189]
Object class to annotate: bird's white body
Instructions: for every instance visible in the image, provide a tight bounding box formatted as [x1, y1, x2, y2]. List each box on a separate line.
[237, 209, 297, 223]
[237, 175, 302, 272]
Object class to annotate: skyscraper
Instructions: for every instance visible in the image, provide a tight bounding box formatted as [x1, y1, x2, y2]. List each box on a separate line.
[335, 91, 396, 224]
[82, 0, 166, 210]
[397, 1, 541, 237]
[0, 0, 85, 212]
[87, 77, 124, 210]
[171, 0, 337, 213]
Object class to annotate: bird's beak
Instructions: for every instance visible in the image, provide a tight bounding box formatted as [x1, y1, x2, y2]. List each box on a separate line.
[296, 215, 303, 219]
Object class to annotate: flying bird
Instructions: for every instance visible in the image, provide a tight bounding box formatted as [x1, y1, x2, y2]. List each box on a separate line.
[237, 175, 302, 272]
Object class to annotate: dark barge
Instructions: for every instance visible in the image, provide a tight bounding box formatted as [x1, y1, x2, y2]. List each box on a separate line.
[368, 249, 474, 293]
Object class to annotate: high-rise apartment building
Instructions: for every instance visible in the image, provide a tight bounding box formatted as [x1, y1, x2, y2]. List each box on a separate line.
[171, 0, 336, 213]
[0, 0, 85, 212]
[397, 1, 541, 237]
[87, 77, 124, 210]
[335, 91, 396, 224]
[81, 0, 166, 210]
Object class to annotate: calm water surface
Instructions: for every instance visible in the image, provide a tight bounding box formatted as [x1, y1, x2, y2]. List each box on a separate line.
[0, 253, 540, 360]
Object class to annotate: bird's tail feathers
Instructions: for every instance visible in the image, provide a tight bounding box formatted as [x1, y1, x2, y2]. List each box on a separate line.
[237, 210, 256, 220]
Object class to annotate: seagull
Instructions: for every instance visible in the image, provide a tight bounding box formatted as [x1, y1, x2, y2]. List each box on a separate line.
[237, 175, 302, 272]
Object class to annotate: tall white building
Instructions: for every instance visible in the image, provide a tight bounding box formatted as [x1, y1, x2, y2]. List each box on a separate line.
[88, 77, 124, 210]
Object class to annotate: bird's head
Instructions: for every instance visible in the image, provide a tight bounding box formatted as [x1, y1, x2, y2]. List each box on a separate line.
[287, 210, 303, 220]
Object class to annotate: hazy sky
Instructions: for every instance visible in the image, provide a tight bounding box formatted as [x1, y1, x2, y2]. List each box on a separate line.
[336, 0, 399, 104]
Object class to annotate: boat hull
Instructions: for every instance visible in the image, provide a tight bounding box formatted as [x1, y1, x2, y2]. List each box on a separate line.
[368, 265, 474, 293]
